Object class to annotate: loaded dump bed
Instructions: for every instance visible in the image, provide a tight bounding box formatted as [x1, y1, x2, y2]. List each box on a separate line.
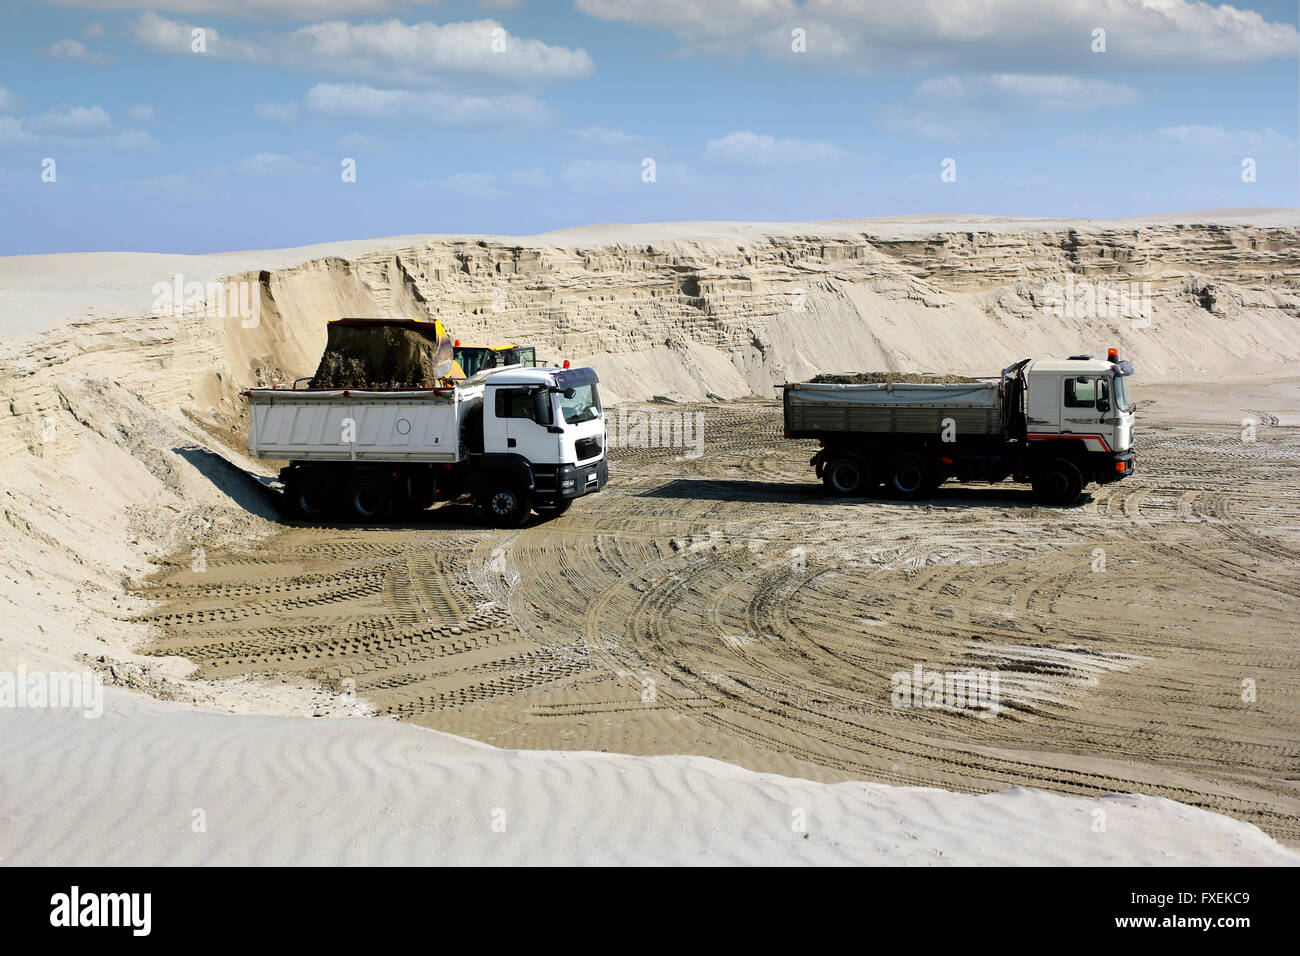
[783, 381, 1004, 439]
[247, 384, 477, 463]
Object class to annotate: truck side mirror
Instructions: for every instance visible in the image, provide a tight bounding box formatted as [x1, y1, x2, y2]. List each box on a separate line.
[1097, 399, 1110, 413]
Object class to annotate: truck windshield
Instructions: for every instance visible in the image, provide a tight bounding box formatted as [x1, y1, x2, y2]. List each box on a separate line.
[455, 347, 494, 377]
[1113, 375, 1133, 412]
[559, 384, 601, 425]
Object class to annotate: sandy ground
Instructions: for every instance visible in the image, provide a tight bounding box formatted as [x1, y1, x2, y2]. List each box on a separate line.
[137, 381, 1300, 846]
[3, 212, 1299, 864]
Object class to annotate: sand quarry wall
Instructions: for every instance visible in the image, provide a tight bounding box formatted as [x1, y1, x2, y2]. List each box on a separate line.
[240, 225, 1300, 407]
[1, 221, 1299, 688]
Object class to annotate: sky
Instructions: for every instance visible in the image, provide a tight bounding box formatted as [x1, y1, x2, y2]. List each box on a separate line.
[0, 0, 1297, 255]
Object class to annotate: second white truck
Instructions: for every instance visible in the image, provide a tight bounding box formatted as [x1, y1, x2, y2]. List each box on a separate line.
[784, 349, 1137, 505]
[247, 364, 608, 526]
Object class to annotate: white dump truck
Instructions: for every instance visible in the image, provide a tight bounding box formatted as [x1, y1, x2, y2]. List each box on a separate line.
[784, 349, 1136, 505]
[247, 365, 608, 526]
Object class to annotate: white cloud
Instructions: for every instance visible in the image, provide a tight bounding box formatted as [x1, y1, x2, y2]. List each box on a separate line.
[504, 167, 550, 189]
[125, 104, 158, 124]
[234, 152, 312, 175]
[413, 167, 550, 197]
[561, 126, 654, 154]
[45, 38, 117, 65]
[303, 83, 553, 127]
[285, 18, 594, 84]
[1055, 125, 1293, 152]
[413, 171, 505, 198]
[120, 172, 211, 198]
[254, 102, 301, 122]
[878, 106, 988, 143]
[29, 105, 113, 134]
[879, 73, 1140, 142]
[0, 103, 158, 152]
[913, 74, 1140, 111]
[704, 130, 844, 166]
[1156, 125, 1291, 149]
[337, 131, 396, 154]
[560, 157, 694, 190]
[575, 0, 1296, 70]
[129, 13, 593, 85]
[560, 159, 631, 190]
[52, 1, 420, 17]
[0, 88, 23, 115]
[131, 12, 262, 58]
[0, 116, 156, 152]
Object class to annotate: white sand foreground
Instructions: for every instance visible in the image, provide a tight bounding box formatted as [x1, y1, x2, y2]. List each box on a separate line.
[1, 689, 1295, 866]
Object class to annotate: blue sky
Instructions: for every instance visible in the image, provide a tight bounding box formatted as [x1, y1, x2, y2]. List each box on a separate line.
[0, 0, 1296, 255]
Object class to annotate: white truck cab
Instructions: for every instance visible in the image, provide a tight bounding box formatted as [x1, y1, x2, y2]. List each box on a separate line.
[1021, 351, 1135, 460]
[471, 365, 608, 510]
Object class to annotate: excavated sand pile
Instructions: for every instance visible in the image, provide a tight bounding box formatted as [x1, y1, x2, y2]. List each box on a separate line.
[309, 321, 453, 389]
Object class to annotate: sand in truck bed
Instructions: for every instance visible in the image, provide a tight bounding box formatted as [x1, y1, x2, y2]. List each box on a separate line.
[809, 371, 981, 384]
[310, 321, 453, 389]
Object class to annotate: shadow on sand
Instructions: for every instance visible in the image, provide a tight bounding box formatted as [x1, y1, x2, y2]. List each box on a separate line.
[638, 477, 1090, 510]
[175, 445, 564, 531]
[174, 446, 282, 520]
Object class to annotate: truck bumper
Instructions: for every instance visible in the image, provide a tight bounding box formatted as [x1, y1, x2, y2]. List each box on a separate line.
[1099, 450, 1135, 483]
[557, 458, 608, 498]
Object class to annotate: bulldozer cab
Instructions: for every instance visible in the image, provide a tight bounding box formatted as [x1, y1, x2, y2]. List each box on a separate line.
[451, 343, 537, 379]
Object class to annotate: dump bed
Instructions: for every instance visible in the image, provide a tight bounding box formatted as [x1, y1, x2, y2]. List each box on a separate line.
[247, 386, 474, 462]
[783, 381, 1004, 438]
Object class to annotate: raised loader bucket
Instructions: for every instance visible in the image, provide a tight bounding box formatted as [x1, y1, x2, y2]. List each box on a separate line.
[309, 318, 454, 389]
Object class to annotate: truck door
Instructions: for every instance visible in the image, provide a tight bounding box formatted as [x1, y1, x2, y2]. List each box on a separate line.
[1062, 375, 1114, 447]
[493, 386, 561, 462]
[1026, 375, 1060, 433]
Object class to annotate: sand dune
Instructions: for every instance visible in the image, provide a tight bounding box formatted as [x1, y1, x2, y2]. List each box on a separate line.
[3, 690, 1294, 866]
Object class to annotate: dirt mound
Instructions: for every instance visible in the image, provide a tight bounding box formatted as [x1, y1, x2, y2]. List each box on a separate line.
[310, 320, 453, 389]
[809, 371, 981, 384]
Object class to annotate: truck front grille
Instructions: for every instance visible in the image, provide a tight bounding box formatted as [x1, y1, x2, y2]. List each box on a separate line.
[575, 437, 602, 461]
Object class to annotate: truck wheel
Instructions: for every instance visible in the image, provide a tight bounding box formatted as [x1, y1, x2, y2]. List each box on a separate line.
[888, 452, 933, 500]
[345, 470, 393, 522]
[1032, 458, 1084, 506]
[822, 454, 870, 496]
[481, 481, 531, 528]
[283, 470, 334, 520]
[397, 473, 436, 516]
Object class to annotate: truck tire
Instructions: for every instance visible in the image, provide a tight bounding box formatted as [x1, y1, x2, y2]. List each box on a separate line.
[397, 472, 436, 516]
[1032, 458, 1084, 506]
[345, 469, 393, 522]
[887, 452, 933, 500]
[480, 480, 532, 528]
[822, 454, 871, 496]
[282, 469, 334, 521]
